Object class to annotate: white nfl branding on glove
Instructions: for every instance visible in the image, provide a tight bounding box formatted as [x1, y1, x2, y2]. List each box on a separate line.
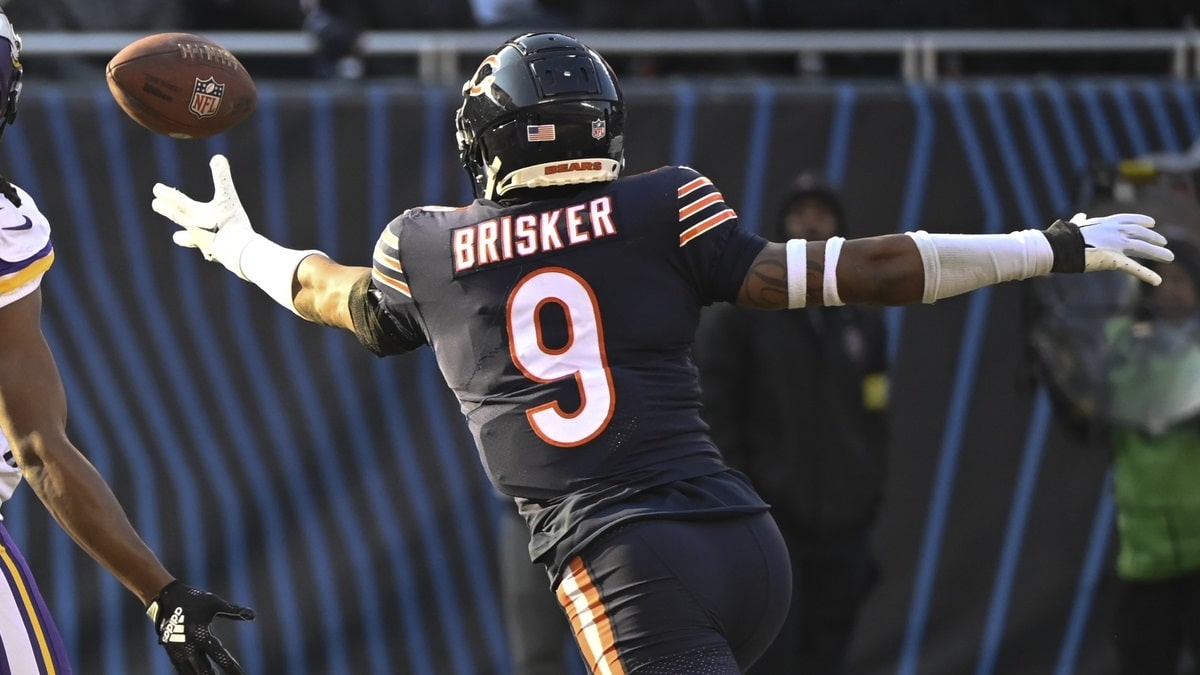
[1070, 212, 1173, 286]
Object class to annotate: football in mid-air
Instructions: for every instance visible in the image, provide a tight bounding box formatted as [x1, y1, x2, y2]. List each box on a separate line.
[106, 32, 256, 139]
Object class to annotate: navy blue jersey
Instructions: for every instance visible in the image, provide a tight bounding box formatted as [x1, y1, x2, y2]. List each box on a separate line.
[358, 166, 770, 577]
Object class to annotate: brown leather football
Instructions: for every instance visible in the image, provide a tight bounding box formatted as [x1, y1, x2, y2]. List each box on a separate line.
[106, 33, 257, 140]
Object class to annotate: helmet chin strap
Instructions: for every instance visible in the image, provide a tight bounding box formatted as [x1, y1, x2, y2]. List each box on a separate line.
[492, 158, 621, 197]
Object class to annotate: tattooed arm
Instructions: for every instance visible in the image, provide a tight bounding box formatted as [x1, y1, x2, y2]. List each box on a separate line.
[737, 235, 926, 309]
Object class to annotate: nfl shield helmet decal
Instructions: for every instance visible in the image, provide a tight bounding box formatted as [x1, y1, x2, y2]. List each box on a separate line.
[189, 76, 225, 119]
[591, 119, 606, 139]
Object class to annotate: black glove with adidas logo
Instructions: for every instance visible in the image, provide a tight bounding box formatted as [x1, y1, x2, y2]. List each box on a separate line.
[147, 580, 256, 675]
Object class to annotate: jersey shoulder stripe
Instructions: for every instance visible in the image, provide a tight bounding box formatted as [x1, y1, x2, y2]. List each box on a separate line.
[675, 169, 737, 247]
[680, 209, 737, 247]
[371, 268, 411, 297]
[371, 218, 412, 298]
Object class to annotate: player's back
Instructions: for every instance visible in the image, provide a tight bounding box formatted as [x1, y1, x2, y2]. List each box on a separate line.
[372, 165, 770, 571]
[381, 166, 756, 488]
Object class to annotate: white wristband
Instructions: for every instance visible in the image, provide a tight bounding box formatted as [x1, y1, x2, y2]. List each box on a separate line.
[785, 238, 807, 309]
[823, 237, 846, 307]
[238, 234, 326, 316]
[905, 229, 1054, 303]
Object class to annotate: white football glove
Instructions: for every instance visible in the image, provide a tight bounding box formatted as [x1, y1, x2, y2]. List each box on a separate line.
[152, 154, 258, 280]
[1070, 212, 1173, 286]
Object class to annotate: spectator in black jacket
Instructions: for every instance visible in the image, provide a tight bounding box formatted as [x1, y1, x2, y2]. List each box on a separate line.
[695, 174, 890, 675]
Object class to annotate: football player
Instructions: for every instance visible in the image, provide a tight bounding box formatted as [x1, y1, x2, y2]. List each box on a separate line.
[0, 10, 254, 675]
[153, 32, 1173, 674]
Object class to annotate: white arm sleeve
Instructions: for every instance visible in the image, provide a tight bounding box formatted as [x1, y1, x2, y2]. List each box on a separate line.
[786, 238, 807, 309]
[239, 235, 327, 316]
[905, 230, 1054, 303]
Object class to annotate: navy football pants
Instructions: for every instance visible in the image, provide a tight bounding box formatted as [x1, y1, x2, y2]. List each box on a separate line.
[554, 512, 791, 674]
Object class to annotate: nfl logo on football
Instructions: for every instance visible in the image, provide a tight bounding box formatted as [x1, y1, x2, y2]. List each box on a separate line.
[189, 76, 225, 119]
[591, 119, 606, 140]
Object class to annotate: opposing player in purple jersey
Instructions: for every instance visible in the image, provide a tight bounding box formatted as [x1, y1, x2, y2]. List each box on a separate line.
[152, 32, 1173, 674]
[0, 8, 254, 675]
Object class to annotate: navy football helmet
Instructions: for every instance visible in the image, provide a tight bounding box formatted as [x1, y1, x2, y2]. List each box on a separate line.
[455, 32, 624, 201]
[0, 11, 21, 140]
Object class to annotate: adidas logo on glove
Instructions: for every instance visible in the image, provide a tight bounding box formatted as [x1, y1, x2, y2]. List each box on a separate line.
[145, 580, 254, 669]
[159, 607, 187, 644]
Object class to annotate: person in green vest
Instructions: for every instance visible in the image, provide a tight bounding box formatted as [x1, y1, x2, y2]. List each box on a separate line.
[1102, 238, 1200, 675]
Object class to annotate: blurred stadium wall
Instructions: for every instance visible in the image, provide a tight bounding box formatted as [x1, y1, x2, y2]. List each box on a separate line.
[4, 78, 1198, 674]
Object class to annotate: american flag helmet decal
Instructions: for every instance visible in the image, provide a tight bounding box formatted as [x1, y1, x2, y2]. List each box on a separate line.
[526, 124, 556, 142]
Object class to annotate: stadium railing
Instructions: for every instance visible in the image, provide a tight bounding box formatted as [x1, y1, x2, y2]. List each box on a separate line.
[19, 29, 1200, 84]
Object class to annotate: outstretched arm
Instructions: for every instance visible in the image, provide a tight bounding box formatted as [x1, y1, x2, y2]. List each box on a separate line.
[0, 289, 175, 604]
[739, 235, 925, 308]
[152, 154, 424, 360]
[0, 288, 255, 674]
[153, 154, 367, 329]
[293, 255, 369, 330]
[739, 214, 1172, 310]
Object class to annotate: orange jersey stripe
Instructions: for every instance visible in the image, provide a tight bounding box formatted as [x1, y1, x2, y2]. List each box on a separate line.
[371, 269, 411, 297]
[557, 558, 626, 675]
[679, 208, 736, 246]
[678, 191, 725, 220]
[373, 250, 404, 275]
[677, 176, 711, 198]
[378, 228, 399, 249]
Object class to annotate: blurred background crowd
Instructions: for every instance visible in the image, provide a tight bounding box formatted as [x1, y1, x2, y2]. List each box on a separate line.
[6, 0, 1195, 32]
[3, 0, 1198, 79]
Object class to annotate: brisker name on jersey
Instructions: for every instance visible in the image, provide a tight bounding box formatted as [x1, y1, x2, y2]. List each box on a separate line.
[453, 196, 616, 273]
